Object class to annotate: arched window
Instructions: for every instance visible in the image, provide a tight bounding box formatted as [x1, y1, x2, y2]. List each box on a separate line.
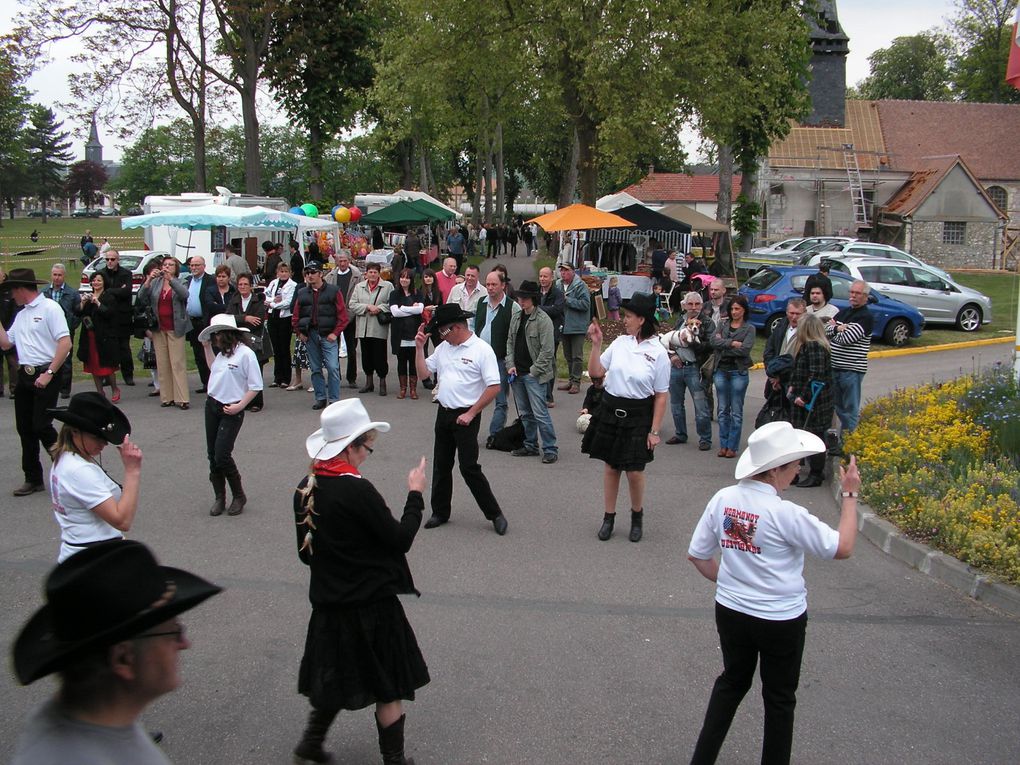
[986, 185, 1008, 212]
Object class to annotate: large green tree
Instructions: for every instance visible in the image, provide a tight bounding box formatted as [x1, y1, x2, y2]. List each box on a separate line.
[115, 121, 198, 204]
[66, 160, 109, 209]
[0, 44, 32, 224]
[25, 106, 73, 221]
[949, 0, 1020, 103]
[858, 33, 954, 101]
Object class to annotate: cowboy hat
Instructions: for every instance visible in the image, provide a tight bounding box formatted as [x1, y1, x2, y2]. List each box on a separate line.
[0, 268, 48, 290]
[197, 313, 250, 343]
[305, 399, 391, 461]
[424, 303, 474, 333]
[621, 292, 657, 324]
[12, 539, 221, 685]
[48, 392, 131, 446]
[734, 421, 825, 480]
[516, 280, 541, 300]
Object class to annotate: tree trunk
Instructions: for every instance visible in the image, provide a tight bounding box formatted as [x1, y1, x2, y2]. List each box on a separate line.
[483, 132, 493, 224]
[398, 140, 413, 189]
[472, 146, 482, 225]
[166, 0, 208, 192]
[575, 114, 598, 206]
[495, 121, 505, 220]
[425, 155, 438, 200]
[418, 141, 429, 192]
[557, 129, 580, 209]
[308, 121, 324, 200]
[240, 70, 261, 193]
[716, 143, 733, 225]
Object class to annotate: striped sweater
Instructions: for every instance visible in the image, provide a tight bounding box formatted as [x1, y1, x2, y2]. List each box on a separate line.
[825, 305, 873, 373]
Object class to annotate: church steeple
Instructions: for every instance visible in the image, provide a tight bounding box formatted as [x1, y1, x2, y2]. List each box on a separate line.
[85, 115, 103, 165]
[804, 0, 849, 127]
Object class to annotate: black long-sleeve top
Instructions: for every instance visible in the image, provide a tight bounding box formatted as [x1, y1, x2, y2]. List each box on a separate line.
[294, 473, 424, 607]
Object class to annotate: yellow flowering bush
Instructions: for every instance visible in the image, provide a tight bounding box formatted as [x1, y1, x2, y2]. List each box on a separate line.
[846, 373, 1020, 586]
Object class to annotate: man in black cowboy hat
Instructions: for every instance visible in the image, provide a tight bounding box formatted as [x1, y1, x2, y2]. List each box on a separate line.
[414, 303, 508, 536]
[0, 268, 72, 497]
[10, 539, 221, 764]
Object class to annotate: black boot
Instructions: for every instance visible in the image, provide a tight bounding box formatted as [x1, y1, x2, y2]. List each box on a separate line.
[358, 375, 374, 393]
[597, 513, 615, 541]
[209, 473, 226, 516]
[293, 707, 338, 765]
[225, 469, 246, 516]
[377, 714, 415, 765]
[629, 509, 643, 543]
[378, 377, 387, 396]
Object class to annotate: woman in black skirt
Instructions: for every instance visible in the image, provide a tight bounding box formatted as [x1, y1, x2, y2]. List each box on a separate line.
[582, 292, 671, 543]
[293, 399, 429, 765]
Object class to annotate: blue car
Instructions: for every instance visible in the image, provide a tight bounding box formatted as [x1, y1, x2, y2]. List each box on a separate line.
[738, 266, 925, 346]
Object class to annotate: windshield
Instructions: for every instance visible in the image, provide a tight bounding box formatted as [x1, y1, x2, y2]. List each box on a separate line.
[744, 268, 781, 290]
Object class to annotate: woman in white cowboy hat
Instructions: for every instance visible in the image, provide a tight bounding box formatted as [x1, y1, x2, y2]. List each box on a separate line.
[47, 392, 143, 562]
[200, 313, 263, 517]
[292, 399, 429, 765]
[686, 421, 862, 765]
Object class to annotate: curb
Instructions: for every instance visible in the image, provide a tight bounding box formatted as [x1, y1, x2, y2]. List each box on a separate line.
[750, 334, 1015, 370]
[828, 481, 1020, 618]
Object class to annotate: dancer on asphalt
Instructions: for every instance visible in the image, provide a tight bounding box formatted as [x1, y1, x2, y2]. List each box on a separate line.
[414, 303, 508, 536]
[292, 400, 429, 765]
[201, 314, 263, 517]
[582, 293, 669, 543]
[687, 422, 861, 765]
[47, 392, 142, 562]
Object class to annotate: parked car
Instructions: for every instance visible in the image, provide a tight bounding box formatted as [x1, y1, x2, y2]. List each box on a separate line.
[738, 266, 925, 347]
[824, 257, 992, 331]
[79, 250, 182, 295]
[736, 236, 857, 274]
[71, 208, 102, 218]
[99, 206, 120, 216]
[749, 237, 807, 255]
[27, 209, 63, 218]
[797, 241, 952, 281]
[125, 206, 144, 216]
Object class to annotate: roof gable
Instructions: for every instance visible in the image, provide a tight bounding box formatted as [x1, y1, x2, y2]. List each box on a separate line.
[621, 173, 741, 203]
[880, 155, 1007, 220]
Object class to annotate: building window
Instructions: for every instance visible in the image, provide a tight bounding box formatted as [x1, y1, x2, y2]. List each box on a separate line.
[942, 221, 966, 245]
[986, 185, 1008, 212]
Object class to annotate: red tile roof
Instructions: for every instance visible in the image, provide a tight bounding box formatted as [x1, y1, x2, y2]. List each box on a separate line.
[622, 173, 742, 203]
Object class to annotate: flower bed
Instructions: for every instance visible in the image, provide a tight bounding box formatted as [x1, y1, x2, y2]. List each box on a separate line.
[844, 366, 1020, 586]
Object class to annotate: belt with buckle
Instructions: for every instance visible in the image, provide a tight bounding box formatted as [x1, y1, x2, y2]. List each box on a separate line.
[20, 364, 38, 375]
[614, 408, 628, 419]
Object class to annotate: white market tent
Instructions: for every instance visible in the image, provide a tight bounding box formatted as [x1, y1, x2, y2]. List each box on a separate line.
[595, 191, 647, 212]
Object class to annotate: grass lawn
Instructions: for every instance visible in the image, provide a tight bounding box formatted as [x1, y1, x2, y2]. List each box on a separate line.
[912, 271, 1020, 346]
[0, 217, 145, 277]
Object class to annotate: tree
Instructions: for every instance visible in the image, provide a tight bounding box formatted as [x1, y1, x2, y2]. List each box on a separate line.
[25, 105, 73, 221]
[857, 33, 953, 100]
[0, 44, 32, 224]
[949, 0, 1020, 103]
[116, 121, 198, 204]
[66, 160, 109, 209]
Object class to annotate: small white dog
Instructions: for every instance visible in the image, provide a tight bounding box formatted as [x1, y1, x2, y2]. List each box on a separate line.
[576, 413, 592, 434]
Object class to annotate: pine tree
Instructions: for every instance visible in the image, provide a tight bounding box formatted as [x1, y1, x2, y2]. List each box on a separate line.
[25, 105, 73, 222]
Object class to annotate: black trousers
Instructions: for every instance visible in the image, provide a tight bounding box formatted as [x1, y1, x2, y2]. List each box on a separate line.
[204, 397, 245, 476]
[690, 603, 807, 765]
[395, 346, 415, 377]
[430, 405, 501, 521]
[187, 320, 211, 388]
[15, 369, 60, 484]
[267, 315, 293, 385]
[342, 320, 358, 384]
[116, 334, 134, 382]
[360, 337, 388, 379]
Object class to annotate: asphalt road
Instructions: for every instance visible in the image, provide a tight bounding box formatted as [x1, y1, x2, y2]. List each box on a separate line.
[0, 268, 1016, 764]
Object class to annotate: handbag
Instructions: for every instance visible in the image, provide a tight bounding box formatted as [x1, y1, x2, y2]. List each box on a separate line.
[372, 287, 393, 325]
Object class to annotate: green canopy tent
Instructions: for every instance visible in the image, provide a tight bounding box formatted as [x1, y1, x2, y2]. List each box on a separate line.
[406, 198, 456, 222]
[359, 199, 456, 227]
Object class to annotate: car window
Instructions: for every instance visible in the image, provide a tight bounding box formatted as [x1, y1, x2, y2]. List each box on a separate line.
[858, 266, 882, 282]
[827, 261, 850, 275]
[829, 277, 851, 300]
[790, 275, 808, 291]
[908, 267, 946, 290]
[876, 265, 909, 285]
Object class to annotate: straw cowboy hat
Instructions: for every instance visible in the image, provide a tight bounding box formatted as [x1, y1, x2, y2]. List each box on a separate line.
[12, 539, 221, 685]
[198, 313, 250, 343]
[734, 421, 825, 480]
[47, 391, 131, 446]
[305, 399, 391, 461]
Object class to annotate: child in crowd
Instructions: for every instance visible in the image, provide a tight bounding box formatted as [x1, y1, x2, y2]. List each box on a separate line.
[652, 283, 671, 323]
[606, 277, 622, 321]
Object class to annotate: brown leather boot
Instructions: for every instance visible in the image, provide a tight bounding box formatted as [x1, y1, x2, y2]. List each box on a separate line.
[225, 469, 246, 516]
[408, 377, 418, 399]
[397, 375, 408, 399]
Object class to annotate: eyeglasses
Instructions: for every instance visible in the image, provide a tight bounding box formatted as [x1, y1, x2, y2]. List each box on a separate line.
[361, 444, 374, 455]
[137, 623, 186, 643]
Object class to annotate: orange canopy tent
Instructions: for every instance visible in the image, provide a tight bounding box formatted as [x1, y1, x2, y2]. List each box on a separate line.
[526, 204, 635, 232]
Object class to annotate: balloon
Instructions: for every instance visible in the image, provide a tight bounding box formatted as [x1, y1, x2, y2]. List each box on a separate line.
[348, 206, 362, 223]
[334, 207, 351, 223]
[301, 203, 319, 217]
[359, 247, 368, 257]
[289, 206, 306, 216]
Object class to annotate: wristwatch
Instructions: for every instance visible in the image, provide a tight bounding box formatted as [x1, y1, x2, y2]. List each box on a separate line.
[650, 430, 660, 436]
[841, 491, 858, 498]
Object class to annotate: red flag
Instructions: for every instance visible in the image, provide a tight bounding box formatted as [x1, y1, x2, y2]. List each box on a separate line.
[1008, 5, 1020, 90]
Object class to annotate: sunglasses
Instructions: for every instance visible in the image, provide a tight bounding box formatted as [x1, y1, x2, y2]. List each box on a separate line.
[137, 622, 186, 643]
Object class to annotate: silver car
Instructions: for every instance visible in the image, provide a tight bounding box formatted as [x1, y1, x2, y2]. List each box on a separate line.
[825, 257, 992, 331]
[800, 242, 952, 281]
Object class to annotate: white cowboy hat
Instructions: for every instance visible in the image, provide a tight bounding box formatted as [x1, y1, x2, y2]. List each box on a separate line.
[198, 313, 250, 343]
[305, 399, 391, 461]
[734, 421, 825, 480]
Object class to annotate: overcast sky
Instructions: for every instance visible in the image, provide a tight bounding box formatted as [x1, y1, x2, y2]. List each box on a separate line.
[4, 0, 961, 163]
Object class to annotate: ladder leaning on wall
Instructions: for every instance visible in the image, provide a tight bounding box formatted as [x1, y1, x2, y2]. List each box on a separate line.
[842, 143, 869, 230]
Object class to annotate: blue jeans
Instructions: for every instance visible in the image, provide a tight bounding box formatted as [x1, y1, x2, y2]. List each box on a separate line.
[669, 363, 712, 445]
[489, 358, 510, 437]
[714, 369, 749, 452]
[305, 332, 340, 403]
[511, 373, 558, 456]
[832, 368, 864, 433]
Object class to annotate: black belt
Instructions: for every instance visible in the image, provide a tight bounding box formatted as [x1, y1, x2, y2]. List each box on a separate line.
[440, 405, 470, 413]
[20, 364, 46, 376]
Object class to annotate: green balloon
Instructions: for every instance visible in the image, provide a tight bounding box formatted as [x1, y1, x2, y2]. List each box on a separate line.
[301, 203, 319, 217]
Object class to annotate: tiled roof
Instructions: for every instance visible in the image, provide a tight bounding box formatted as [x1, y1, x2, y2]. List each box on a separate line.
[881, 155, 1008, 219]
[769, 100, 887, 171]
[622, 173, 742, 203]
[874, 100, 1020, 180]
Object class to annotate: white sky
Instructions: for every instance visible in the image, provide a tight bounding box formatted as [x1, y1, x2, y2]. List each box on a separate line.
[3, 0, 961, 163]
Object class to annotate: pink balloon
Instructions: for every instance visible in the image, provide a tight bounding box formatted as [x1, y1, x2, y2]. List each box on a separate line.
[359, 247, 368, 257]
[348, 206, 362, 222]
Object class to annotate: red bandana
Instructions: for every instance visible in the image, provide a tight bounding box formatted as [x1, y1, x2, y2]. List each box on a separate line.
[313, 456, 362, 478]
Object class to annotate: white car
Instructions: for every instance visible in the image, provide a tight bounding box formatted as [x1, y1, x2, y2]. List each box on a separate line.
[750, 237, 806, 255]
[79, 250, 183, 295]
[799, 242, 952, 281]
[825, 257, 992, 331]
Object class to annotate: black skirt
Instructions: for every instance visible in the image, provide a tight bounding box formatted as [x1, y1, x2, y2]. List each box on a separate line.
[581, 392, 654, 472]
[298, 595, 430, 712]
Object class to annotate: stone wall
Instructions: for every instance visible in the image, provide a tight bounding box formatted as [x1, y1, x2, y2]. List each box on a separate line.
[910, 221, 999, 269]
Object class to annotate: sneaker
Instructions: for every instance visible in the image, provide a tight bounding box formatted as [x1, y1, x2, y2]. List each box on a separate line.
[698, 442, 711, 451]
[510, 447, 539, 457]
[312, 400, 327, 410]
[541, 453, 558, 464]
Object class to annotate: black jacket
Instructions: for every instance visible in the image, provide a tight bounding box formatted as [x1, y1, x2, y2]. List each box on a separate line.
[101, 266, 134, 334]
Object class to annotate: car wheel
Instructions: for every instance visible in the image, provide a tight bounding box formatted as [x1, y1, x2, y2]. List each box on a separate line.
[883, 318, 911, 347]
[765, 314, 784, 336]
[955, 304, 982, 332]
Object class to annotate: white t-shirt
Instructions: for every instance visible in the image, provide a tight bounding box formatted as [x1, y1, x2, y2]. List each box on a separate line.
[8, 293, 70, 366]
[425, 333, 500, 408]
[207, 343, 263, 403]
[807, 303, 839, 321]
[688, 479, 840, 620]
[600, 335, 671, 399]
[49, 453, 122, 562]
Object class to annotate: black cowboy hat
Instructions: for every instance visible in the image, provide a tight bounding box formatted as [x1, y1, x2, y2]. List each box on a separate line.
[622, 291, 658, 324]
[303, 261, 322, 273]
[0, 268, 48, 290]
[47, 392, 131, 446]
[12, 539, 222, 685]
[516, 280, 541, 299]
[424, 303, 475, 333]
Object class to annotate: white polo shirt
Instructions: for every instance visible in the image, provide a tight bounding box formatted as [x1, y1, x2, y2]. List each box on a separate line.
[600, 335, 670, 399]
[426, 333, 500, 409]
[49, 453, 123, 562]
[207, 343, 264, 403]
[688, 479, 840, 620]
[7, 293, 70, 366]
